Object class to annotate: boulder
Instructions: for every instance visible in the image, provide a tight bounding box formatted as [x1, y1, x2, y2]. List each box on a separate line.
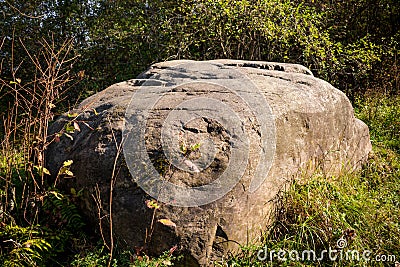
[46, 60, 371, 266]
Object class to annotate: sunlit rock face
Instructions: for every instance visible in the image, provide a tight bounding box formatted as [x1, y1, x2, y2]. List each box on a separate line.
[46, 60, 371, 266]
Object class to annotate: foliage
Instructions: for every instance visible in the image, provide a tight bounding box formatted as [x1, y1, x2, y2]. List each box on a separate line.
[1, 0, 398, 104]
[71, 245, 180, 267]
[41, 190, 85, 232]
[293, 0, 400, 43]
[0, 188, 86, 266]
[0, 27, 86, 266]
[355, 94, 400, 153]
[82, 0, 398, 96]
[71, 246, 117, 267]
[0, 224, 51, 267]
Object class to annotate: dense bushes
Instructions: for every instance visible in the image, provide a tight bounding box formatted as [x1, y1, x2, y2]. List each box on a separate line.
[1, 0, 398, 103]
[79, 0, 398, 97]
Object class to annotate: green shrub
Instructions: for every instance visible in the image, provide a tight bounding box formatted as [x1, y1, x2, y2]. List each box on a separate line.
[0, 224, 52, 267]
[355, 94, 400, 153]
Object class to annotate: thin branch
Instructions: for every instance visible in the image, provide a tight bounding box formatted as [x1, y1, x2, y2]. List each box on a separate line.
[92, 185, 111, 251]
[107, 116, 125, 267]
[5, 1, 45, 19]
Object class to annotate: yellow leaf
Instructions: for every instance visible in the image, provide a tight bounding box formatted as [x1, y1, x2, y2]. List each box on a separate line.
[70, 188, 76, 195]
[146, 200, 160, 209]
[158, 219, 176, 228]
[34, 165, 51, 175]
[77, 70, 85, 79]
[42, 167, 51, 175]
[49, 190, 63, 199]
[64, 170, 74, 176]
[63, 160, 73, 167]
[67, 112, 79, 118]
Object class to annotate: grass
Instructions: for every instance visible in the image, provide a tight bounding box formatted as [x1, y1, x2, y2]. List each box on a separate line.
[355, 94, 400, 153]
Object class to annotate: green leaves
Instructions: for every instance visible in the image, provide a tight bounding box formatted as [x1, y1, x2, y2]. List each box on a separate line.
[65, 122, 76, 133]
[64, 119, 81, 140]
[190, 143, 201, 152]
[34, 165, 51, 176]
[146, 199, 160, 210]
[0, 224, 52, 267]
[58, 160, 74, 177]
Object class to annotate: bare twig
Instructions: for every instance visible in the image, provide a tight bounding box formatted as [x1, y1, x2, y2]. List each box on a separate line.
[5, 1, 44, 19]
[92, 184, 111, 251]
[107, 117, 125, 267]
[0, 35, 77, 225]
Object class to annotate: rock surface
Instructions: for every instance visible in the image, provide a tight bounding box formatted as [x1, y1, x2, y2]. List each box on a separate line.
[46, 59, 372, 266]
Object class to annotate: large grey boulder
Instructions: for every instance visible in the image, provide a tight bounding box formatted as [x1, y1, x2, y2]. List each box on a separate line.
[46, 60, 371, 266]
